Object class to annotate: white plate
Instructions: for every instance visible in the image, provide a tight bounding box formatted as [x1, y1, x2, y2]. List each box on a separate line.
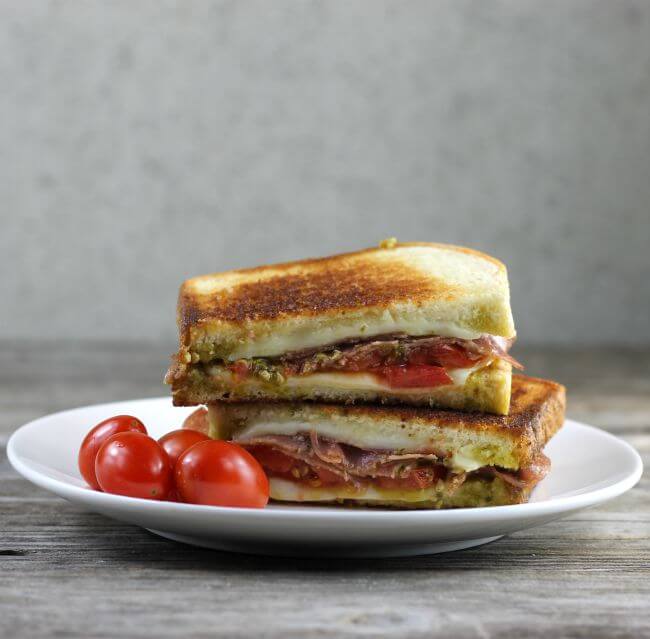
[7, 397, 643, 558]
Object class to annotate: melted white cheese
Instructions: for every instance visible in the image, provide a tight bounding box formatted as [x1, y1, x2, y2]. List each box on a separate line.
[225, 318, 483, 360]
[233, 418, 416, 449]
[284, 372, 438, 394]
[450, 446, 485, 472]
[230, 418, 483, 472]
[285, 372, 387, 391]
[269, 478, 445, 503]
[285, 365, 484, 392]
[209, 362, 487, 394]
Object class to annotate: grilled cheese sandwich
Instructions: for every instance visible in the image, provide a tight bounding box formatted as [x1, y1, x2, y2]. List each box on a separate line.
[167, 242, 519, 414]
[201, 375, 566, 509]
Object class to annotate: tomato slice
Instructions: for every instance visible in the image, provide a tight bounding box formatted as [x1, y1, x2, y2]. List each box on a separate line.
[407, 343, 480, 369]
[313, 466, 344, 486]
[228, 361, 249, 381]
[245, 446, 296, 474]
[245, 446, 346, 486]
[380, 364, 453, 388]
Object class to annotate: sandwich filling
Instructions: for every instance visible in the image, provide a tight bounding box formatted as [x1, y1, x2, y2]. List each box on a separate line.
[234, 430, 549, 494]
[206, 334, 521, 391]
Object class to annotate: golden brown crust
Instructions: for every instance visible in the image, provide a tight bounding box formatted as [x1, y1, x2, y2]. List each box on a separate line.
[177, 242, 510, 346]
[167, 358, 512, 414]
[306, 374, 563, 430]
[269, 476, 532, 509]
[506, 375, 566, 461]
[206, 375, 565, 467]
[180, 261, 457, 326]
[297, 374, 565, 463]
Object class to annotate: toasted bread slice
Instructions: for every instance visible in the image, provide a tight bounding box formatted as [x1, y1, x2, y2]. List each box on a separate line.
[206, 375, 565, 509]
[170, 358, 513, 415]
[267, 476, 535, 509]
[175, 242, 515, 362]
[167, 241, 517, 413]
[209, 375, 565, 472]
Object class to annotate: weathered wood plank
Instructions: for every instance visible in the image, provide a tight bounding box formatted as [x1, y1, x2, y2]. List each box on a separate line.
[1, 500, 649, 638]
[0, 341, 648, 639]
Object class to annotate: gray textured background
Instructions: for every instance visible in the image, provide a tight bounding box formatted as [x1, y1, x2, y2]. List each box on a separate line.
[2, 1, 649, 345]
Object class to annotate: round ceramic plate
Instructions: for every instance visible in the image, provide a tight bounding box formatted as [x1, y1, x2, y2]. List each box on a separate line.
[7, 397, 643, 558]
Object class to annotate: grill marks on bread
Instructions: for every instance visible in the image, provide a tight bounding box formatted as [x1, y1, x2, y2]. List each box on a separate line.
[170, 242, 517, 389]
[181, 250, 461, 327]
[209, 375, 565, 470]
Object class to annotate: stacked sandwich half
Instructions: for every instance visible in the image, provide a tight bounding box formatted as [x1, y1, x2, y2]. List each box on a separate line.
[166, 242, 565, 508]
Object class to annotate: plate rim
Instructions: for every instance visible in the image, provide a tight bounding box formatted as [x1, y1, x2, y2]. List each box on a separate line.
[7, 396, 644, 523]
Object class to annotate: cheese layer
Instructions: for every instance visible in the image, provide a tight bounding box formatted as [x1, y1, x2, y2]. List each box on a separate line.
[269, 478, 443, 503]
[222, 318, 484, 361]
[284, 365, 481, 391]
[230, 418, 484, 472]
[207, 362, 487, 394]
[268, 477, 520, 507]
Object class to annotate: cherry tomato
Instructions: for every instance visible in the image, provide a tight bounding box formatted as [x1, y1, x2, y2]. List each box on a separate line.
[158, 429, 210, 469]
[95, 432, 171, 500]
[181, 407, 209, 434]
[381, 364, 453, 388]
[78, 415, 147, 489]
[175, 440, 269, 508]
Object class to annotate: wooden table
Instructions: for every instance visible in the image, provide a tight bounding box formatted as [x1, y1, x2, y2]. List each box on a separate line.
[1, 342, 648, 638]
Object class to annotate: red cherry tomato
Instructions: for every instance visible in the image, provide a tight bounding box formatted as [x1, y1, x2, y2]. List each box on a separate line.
[95, 432, 171, 500]
[175, 440, 269, 508]
[78, 415, 147, 489]
[158, 429, 210, 470]
[182, 407, 209, 434]
[381, 364, 453, 388]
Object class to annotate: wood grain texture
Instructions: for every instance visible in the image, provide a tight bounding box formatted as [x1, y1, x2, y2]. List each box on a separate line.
[1, 341, 648, 639]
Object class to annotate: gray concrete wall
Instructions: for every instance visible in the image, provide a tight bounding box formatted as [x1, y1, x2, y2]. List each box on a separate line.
[2, 1, 649, 345]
